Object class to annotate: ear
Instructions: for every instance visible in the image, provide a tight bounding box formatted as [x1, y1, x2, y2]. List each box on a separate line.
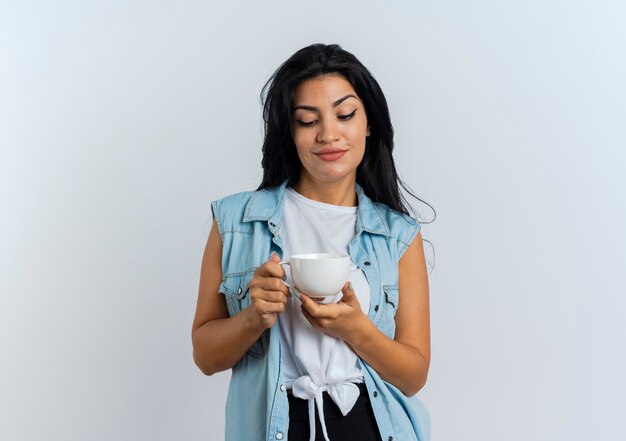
[366, 126, 371, 137]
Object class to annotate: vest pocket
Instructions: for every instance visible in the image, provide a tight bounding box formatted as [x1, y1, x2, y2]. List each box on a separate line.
[219, 272, 253, 317]
[383, 284, 399, 309]
[379, 284, 399, 338]
[219, 271, 270, 359]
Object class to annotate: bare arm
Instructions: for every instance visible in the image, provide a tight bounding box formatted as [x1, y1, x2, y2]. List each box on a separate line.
[191, 219, 290, 375]
[300, 231, 431, 395]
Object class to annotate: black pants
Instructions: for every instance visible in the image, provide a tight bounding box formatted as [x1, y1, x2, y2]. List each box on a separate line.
[287, 383, 383, 441]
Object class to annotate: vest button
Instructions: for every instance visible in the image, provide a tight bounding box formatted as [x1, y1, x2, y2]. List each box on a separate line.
[364, 261, 371, 266]
[237, 287, 242, 295]
[280, 384, 286, 392]
[388, 437, 393, 441]
[374, 305, 379, 312]
[275, 433, 284, 440]
[373, 391, 378, 397]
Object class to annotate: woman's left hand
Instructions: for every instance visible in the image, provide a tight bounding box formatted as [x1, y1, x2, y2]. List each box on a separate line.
[299, 281, 368, 343]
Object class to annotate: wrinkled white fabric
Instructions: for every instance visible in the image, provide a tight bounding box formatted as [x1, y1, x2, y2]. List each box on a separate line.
[292, 375, 362, 441]
[277, 187, 371, 439]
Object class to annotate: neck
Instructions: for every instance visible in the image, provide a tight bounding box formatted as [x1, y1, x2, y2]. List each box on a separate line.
[292, 175, 358, 206]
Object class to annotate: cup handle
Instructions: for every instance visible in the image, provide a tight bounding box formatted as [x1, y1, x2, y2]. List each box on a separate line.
[278, 261, 301, 300]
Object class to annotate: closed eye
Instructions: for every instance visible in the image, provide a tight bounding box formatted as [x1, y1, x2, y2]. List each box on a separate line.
[295, 109, 358, 127]
[296, 120, 316, 127]
[338, 109, 357, 120]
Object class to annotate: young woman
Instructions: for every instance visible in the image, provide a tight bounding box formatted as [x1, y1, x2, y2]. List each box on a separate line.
[192, 43, 431, 441]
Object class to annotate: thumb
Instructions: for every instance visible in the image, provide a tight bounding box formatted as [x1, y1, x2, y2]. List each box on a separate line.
[269, 251, 281, 263]
[340, 281, 356, 303]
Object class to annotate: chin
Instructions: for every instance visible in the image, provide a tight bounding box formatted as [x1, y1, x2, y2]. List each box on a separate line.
[314, 171, 357, 184]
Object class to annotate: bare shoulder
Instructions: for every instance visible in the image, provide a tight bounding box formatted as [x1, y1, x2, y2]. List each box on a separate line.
[399, 230, 427, 273]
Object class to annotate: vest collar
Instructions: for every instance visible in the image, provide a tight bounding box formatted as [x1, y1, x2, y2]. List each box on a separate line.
[243, 180, 391, 237]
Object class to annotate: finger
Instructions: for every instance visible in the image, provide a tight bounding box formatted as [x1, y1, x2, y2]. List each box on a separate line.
[253, 276, 290, 295]
[255, 261, 284, 279]
[255, 252, 286, 279]
[300, 305, 320, 329]
[269, 251, 285, 279]
[300, 295, 340, 319]
[251, 287, 289, 304]
[269, 252, 281, 263]
[340, 281, 357, 304]
[254, 298, 287, 314]
[299, 293, 320, 317]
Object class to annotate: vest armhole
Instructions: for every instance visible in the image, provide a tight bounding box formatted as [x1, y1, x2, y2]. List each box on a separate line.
[397, 220, 421, 261]
[210, 199, 224, 239]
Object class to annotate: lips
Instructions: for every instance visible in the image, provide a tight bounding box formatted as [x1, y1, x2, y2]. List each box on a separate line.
[315, 148, 347, 161]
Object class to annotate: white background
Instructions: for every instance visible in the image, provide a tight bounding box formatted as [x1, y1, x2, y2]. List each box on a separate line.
[1, 1, 625, 440]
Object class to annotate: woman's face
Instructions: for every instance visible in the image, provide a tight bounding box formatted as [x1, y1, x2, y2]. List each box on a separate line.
[291, 74, 370, 186]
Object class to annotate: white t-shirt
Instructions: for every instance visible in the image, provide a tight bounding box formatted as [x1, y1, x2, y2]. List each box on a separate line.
[277, 187, 371, 439]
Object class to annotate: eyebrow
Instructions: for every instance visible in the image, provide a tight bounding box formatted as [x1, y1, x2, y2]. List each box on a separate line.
[292, 94, 358, 112]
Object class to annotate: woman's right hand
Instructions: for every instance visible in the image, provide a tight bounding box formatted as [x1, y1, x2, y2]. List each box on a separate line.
[248, 252, 290, 329]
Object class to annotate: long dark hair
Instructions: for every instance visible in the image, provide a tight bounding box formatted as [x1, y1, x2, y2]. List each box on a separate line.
[257, 43, 434, 221]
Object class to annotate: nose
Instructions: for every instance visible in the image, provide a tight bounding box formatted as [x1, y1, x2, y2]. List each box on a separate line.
[316, 117, 340, 144]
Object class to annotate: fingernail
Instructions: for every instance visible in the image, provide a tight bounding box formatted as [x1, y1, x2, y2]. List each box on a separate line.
[271, 251, 278, 257]
[349, 282, 353, 291]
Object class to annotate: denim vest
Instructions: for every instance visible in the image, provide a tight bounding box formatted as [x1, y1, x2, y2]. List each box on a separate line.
[211, 181, 430, 441]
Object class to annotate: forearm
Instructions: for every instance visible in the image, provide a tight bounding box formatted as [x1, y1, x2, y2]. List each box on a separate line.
[192, 306, 265, 376]
[347, 318, 429, 396]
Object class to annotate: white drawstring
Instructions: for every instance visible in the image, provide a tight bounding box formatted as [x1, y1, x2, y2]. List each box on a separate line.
[292, 376, 361, 441]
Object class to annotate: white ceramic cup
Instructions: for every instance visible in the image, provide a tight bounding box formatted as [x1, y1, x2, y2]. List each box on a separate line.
[279, 253, 350, 298]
